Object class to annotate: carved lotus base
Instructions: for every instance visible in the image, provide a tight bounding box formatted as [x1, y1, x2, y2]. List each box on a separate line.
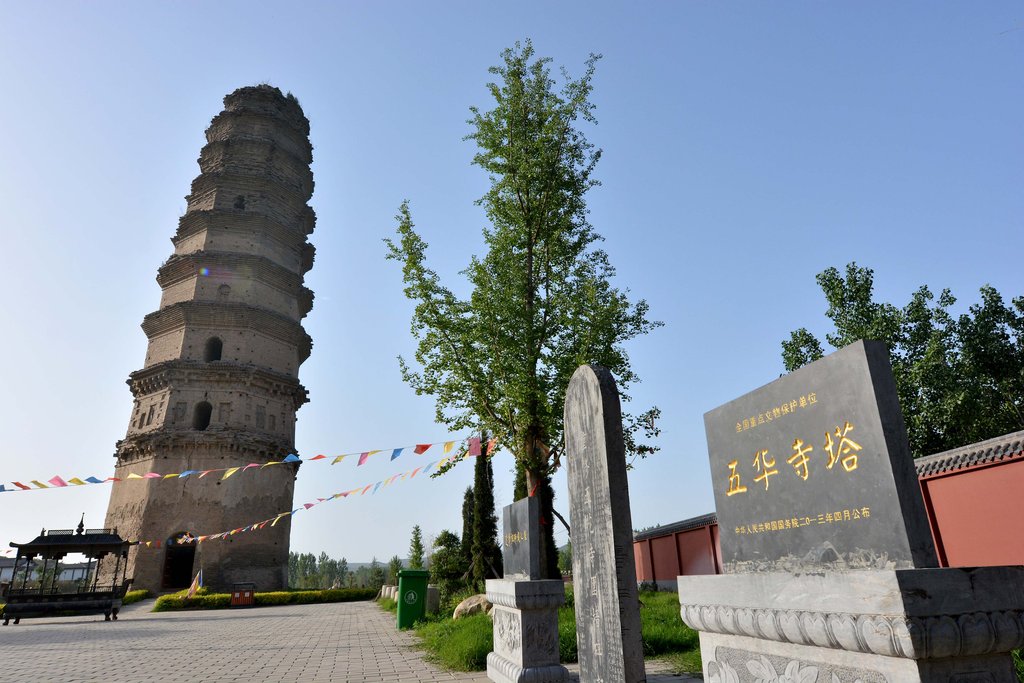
[679, 567, 1024, 683]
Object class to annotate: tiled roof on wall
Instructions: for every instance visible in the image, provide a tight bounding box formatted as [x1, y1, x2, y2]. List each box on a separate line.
[915, 429, 1024, 478]
[634, 512, 717, 542]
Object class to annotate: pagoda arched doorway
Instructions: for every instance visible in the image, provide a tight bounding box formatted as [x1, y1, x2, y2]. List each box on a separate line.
[161, 533, 196, 590]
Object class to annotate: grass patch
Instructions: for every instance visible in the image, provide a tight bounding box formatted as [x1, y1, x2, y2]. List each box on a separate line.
[416, 612, 494, 671]
[121, 589, 151, 605]
[379, 596, 397, 613]
[1013, 649, 1023, 682]
[153, 586, 376, 611]
[407, 588, 702, 674]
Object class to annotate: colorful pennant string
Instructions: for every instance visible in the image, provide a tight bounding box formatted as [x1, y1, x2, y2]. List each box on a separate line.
[0, 435, 498, 495]
[134, 449, 484, 548]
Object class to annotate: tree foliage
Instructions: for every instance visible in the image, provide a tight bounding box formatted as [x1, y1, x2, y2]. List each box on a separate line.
[470, 445, 503, 590]
[388, 555, 404, 584]
[385, 40, 661, 578]
[460, 486, 475, 570]
[429, 530, 465, 602]
[782, 263, 1024, 456]
[408, 525, 425, 570]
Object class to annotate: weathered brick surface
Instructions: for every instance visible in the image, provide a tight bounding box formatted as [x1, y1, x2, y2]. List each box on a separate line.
[103, 85, 316, 593]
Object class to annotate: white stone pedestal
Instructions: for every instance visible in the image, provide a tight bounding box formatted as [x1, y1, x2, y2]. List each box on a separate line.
[679, 567, 1024, 682]
[486, 579, 570, 683]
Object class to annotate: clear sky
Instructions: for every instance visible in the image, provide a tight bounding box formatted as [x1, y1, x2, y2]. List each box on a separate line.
[0, 2, 1020, 564]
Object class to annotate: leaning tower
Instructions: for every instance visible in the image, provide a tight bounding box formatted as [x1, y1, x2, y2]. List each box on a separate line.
[104, 85, 315, 593]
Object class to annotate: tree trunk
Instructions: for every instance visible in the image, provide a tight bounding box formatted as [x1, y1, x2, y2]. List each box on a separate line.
[525, 467, 560, 580]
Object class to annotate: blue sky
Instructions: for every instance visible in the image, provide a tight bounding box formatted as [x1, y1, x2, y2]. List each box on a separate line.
[0, 2, 1020, 563]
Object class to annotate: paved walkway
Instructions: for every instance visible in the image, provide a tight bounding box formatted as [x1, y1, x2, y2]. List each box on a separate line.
[0, 600, 701, 682]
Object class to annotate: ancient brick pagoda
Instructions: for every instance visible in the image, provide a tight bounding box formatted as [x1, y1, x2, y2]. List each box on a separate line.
[103, 85, 316, 593]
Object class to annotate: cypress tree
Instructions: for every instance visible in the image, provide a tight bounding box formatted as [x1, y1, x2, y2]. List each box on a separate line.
[460, 486, 474, 571]
[471, 436, 503, 590]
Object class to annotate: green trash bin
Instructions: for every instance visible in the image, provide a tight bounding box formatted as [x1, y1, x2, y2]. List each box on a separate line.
[396, 568, 429, 629]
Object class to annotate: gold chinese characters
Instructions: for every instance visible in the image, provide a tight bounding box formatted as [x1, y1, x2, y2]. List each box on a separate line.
[504, 530, 528, 546]
[733, 507, 871, 535]
[725, 421, 862, 496]
[736, 392, 818, 433]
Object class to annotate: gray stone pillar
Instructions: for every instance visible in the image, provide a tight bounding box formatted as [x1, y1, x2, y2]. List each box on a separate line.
[564, 365, 646, 683]
[486, 579, 569, 683]
[426, 584, 440, 615]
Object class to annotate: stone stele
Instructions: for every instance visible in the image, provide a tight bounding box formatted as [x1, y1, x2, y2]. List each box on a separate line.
[680, 340, 1024, 682]
[502, 497, 541, 581]
[564, 365, 645, 683]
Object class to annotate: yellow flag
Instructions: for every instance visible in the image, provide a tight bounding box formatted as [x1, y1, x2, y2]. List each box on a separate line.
[163, 473, 179, 479]
[443, 441, 455, 454]
[331, 455, 347, 465]
[67, 478, 86, 486]
[222, 467, 240, 480]
[126, 473, 144, 480]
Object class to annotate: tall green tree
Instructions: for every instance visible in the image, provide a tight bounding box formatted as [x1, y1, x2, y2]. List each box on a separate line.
[388, 555, 404, 584]
[338, 557, 349, 587]
[782, 263, 1023, 456]
[368, 557, 385, 591]
[459, 486, 475, 571]
[408, 525, 425, 570]
[471, 440, 503, 589]
[385, 40, 661, 579]
[429, 530, 466, 602]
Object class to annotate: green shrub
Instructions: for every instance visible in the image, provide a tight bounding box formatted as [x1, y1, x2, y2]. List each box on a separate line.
[415, 612, 493, 671]
[153, 592, 231, 612]
[121, 589, 151, 605]
[152, 586, 375, 612]
[411, 588, 702, 673]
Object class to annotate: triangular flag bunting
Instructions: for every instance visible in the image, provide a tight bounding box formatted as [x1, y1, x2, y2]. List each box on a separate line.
[85, 477, 103, 484]
[31, 481, 49, 488]
[283, 454, 301, 463]
[222, 467, 240, 480]
[47, 476, 68, 487]
[391, 448, 404, 461]
[443, 441, 455, 454]
[410, 467, 422, 478]
[309, 454, 326, 461]
[68, 478, 87, 486]
[468, 438, 481, 456]
[13, 482, 31, 490]
[414, 444, 431, 454]
[331, 455, 347, 465]
[127, 473, 144, 479]
[487, 438, 497, 455]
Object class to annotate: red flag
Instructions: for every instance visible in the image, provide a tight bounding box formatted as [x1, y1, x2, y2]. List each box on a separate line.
[414, 444, 431, 454]
[487, 438, 497, 455]
[13, 482, 31, 490]
[309, 455, 326, 460]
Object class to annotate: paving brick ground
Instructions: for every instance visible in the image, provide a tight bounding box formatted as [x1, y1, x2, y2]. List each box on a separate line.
[0, 599, 701, 682]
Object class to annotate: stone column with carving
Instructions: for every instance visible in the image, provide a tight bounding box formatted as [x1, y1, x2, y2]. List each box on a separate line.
[486, 579, 569, 683]
[486, 496, 569, 683]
